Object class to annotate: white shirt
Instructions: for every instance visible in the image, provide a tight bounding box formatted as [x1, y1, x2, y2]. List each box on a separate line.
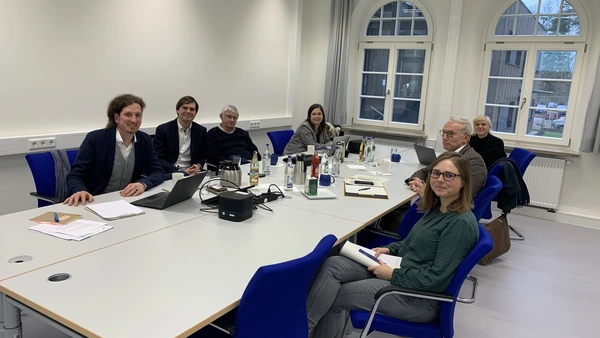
[218, 125, 236, 134]
[455, 144, 466, 153]
[115, 130, 136, 160]
[174, 120, 192, 169]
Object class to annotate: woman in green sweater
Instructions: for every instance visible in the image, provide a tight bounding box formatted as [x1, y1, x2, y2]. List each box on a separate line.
[307, 152, 479, 338]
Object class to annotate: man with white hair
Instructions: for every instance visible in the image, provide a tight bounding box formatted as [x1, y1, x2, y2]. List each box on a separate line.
[206, 104, 260, 165]
[407, 116, 487, 198]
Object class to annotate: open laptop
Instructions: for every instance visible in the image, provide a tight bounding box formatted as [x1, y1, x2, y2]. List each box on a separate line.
[132, 171, 207, 210]
[332, 135, 350, 146]
[414, 144, 437, 165]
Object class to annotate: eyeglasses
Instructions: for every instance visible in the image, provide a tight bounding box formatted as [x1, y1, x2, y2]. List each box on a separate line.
[222, 114, 238, 120]
[430, 170, 461, 181]
[439, 130, 464, 137]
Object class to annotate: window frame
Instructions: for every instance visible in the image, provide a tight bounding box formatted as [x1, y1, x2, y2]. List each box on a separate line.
[478, 42, 585, 146]
[352, 0, 434, 131]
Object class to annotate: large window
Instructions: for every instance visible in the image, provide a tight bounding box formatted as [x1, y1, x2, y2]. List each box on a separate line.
[355, 1, 432, 131]
[481, 0, 586, 146]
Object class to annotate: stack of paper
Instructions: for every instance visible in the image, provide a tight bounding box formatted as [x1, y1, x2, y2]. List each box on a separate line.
[30, 220, 113, 241]
[84, 200, 145, 220]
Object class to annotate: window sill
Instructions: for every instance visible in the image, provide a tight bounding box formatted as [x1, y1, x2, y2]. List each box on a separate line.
[342, 124, 428, 142]
[503, 141, 580, 158]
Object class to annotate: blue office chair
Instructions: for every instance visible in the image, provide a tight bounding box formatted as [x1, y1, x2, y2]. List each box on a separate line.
[357, 201, 424, 249]
[472, 175, 502, 222]
[350, 224, 493, 338]
[482, 148, 535, 240]
[25, 150, 78, 207]
[267, 130, 294, 155]
[194, 234, 337, 338]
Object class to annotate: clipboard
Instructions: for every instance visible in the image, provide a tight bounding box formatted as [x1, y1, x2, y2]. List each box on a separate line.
[30, 212, 83, 225]
[344, 183, 389, 199]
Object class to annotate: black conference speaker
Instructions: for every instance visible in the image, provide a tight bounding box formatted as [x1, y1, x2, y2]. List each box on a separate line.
[218, 191, 254, 222]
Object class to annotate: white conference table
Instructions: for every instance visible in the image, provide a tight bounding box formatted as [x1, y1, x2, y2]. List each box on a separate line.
[1, 146, 424, 338]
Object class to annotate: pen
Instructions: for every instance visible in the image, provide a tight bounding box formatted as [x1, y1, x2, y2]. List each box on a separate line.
[359, 187, 370, 191]
[53, 212, 59, 223]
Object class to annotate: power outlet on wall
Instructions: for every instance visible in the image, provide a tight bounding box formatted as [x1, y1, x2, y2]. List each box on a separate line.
[29, 137, 57, 150]
[249, 121, 260, 129]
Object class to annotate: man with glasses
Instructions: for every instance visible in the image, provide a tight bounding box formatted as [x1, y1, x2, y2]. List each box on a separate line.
[406, 116, 486, 198]
[206, 104, 260, 165]
[153, 96, 208, 177]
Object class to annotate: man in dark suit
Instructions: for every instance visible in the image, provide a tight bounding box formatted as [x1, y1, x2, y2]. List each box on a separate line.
[153, 96, 207, 176]
[206, 104, 260, 165]
[407, 116, 487, 198]
[65, 94, 165, 206]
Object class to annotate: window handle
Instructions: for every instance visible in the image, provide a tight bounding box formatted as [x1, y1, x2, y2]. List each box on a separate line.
[520, 97, 527, 110]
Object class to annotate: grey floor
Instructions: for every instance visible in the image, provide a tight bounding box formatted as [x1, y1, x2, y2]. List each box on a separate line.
[17, 210, 600, 338]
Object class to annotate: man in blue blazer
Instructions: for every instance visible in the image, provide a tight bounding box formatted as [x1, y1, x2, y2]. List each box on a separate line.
[64, 94, 165, 206]
[153, 96, 207, 176]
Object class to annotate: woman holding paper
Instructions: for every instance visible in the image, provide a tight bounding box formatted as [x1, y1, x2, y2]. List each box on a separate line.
[306, 152, 479, 338]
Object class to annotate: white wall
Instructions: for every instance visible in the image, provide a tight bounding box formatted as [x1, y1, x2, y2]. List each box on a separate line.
[0, 0, 295, 138]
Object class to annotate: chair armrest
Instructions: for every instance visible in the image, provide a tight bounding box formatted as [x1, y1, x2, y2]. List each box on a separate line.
[375, 285, 454, 303]
[29, 192, 60, 204]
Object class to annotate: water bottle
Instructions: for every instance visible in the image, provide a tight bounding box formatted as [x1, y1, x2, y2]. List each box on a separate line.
[358, 136, 366, 162]
[262, 144, 271, 175]
[364, 137, 372, 163]
[369, 137, 376, 163]
[332, 146, 341, 176]
[284, 155, 294, 191]
[320, 147, 330, 175]
[249, 151, 260, 186]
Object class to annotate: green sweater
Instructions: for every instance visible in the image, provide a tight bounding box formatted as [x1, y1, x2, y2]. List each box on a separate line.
[386, 207, 479, 293]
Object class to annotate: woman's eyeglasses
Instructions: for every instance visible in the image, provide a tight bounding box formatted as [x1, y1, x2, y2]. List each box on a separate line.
[430, 170, 461, 181]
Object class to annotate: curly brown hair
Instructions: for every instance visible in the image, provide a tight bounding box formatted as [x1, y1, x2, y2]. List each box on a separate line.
[106, 94, 146, 128]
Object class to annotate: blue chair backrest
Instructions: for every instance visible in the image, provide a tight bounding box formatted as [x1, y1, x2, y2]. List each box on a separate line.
[234, 234, 337, 338]
[508, 148, 536, 175]
[439, 225, 493, 337]
[267, 130, 294, 155]
[397, 200, 424, 240]
[472, 175, 502, 222]
[25, 150, 78, 207]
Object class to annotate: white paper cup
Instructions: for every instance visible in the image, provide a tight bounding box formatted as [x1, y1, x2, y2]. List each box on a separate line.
[380, 160, 390, 174]
[307, 145, 315, 154]
[172, 172, 184, 184]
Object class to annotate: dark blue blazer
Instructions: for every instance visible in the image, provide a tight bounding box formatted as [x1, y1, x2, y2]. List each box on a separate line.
[67, 128, 165, 196]
[153, 119, 208, 174]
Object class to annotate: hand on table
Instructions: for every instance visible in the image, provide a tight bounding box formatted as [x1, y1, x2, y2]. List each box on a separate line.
[184, 164, 201, 176]
[120, 182, 146, 197]
[64, 191, 93, 206]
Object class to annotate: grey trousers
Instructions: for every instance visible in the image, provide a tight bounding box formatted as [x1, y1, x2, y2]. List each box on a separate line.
[306, 256, 440, 338]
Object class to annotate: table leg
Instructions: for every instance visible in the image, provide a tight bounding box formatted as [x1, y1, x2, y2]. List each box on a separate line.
[2, 292, 22, 338]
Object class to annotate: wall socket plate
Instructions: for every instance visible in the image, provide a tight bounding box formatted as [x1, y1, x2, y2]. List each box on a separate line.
[249, 120, 260, 129]
[29, 137, 57, 150]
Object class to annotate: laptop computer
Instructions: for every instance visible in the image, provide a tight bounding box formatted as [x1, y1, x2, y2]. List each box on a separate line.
[414, 144, 437, 165]
[332, 135, 350, 146]
[131, 171, 207, 210]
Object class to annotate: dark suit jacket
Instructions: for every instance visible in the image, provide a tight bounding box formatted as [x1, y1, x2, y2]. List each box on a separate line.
[153, 119, 208, 174]
[406, 144, 487, 198]
[66, 128, 165, 195]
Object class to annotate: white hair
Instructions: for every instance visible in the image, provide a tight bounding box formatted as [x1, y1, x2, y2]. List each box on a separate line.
[447, 116, 472, 135]
[220, 104, 239, 116]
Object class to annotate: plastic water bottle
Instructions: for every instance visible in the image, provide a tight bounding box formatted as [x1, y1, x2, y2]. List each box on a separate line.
[249, 151, 260, 186]
[284, 155, 294, 191]
[262, 144, 271, 175]
[321, 147, 330, 175]
[332, 146, 341, 176]
[364, 137, 372, 163]
[369, 137, 376, 163]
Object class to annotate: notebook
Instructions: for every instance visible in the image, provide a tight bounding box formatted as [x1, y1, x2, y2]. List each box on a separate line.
[131, 171, 207, 210]
[85, 200, 145, 221]
[414, 144, 437, 165]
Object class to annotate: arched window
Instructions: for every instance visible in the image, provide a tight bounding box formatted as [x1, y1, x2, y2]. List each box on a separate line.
[355, 1, 433, 131]
[480, 0, 588, 146]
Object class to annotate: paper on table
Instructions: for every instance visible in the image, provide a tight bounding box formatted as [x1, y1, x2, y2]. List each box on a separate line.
[350, 174, 389, 183]
[344, 178, 384, 187]
[344, 185, 388, 197]
[346, 164, 368, 170]
[29, 220, 113, 241]
[84, 200, 145, 220]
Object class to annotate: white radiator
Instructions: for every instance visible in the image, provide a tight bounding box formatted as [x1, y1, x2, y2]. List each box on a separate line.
[523, 157, 565, 211]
